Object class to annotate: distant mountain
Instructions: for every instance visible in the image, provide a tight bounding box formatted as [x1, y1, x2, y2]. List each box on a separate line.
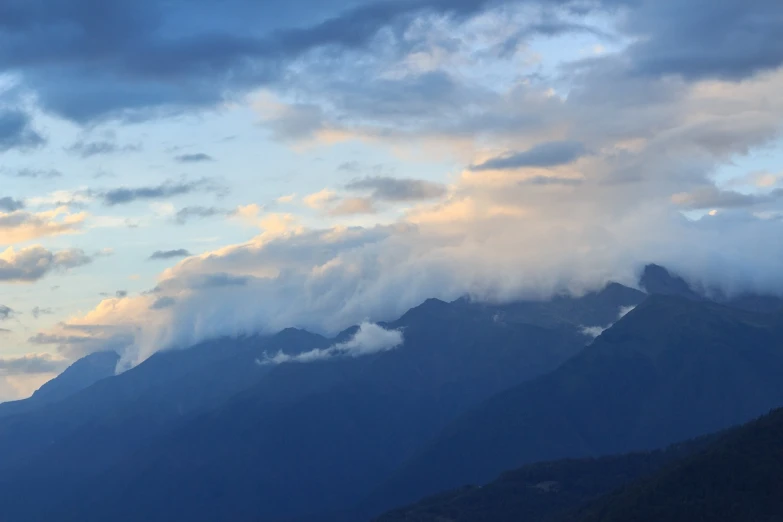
[572, 407, 783, 522]
[0, 284, 643, 522]
[0, 351, 119, 419]
[366, 295, 783, 514]
[640, 264, 701, 300]
[374, 435, 715, 522]
[641, 263, 783, 313]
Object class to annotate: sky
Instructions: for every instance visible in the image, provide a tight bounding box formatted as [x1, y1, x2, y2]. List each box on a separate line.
[1, 0, 782, 400]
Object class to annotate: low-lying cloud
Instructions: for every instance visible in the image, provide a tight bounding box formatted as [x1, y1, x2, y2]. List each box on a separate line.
[262, 322, 404, 365]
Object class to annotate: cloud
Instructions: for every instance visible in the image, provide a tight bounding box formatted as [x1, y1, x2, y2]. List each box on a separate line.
[471, 141, 587, 170]
[0, 354, 70, 376]
[8, 168, 63, 179]
[66, 139, 141, 158]
[0, 246, 93, 282]
[150, 296, 177, 310]
[174, 206, 230, 224]
[0, 110, 46, 152]
[581, 304, 639, 339]
[345, 177, 448, 202]
[31, 306, 55, 319]
[0, 197, 24, 212]
[328, 197, 377, 216]
[149, 249, 192, 261]
[303, 189, 339, 210]
[672, 186, 783, 210]
[175, 153, 214, 163]
[0, 305, 13, 321]
[100, 179, 221, 206]
[21, 1, 783, 374]
[263, 322, 403, 364]
[0, 207, 87, 244]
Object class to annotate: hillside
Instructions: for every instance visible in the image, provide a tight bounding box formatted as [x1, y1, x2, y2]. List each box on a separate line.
[0, 285, 639, 522]
[375, 435, 714, 522]
[366, 295, 783, 514]
[572, 407, 783, 522]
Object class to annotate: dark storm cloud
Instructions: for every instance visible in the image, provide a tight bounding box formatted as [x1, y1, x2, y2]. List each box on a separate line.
[0, 0, 554, 123]
[0, 197, 24, 212]
[0, 110, 45, 152]
[100, 179, 221, 206]
[345, 177, 448, 201]
[175, 153, 214, 163]
[471, 141, 587, 170]
[149, 249, 192, 261]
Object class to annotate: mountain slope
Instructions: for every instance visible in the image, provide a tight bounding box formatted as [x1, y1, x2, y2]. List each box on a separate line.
[374, 435, 715, 522]
[0, 287, 644, 522]
[367, 295, 783, 513]
[0, 351, 119, 419]
[573, 407, 783, 522]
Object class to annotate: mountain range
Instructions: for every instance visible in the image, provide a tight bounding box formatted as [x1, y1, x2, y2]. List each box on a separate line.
[0, 264, 782, 521]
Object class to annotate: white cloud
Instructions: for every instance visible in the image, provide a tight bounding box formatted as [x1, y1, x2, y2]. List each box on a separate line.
[261, 322, 403, 365]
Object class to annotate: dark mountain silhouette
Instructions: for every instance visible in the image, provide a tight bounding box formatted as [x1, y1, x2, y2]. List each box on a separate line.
[640, 263, 783, 313]
[572, 406, 783, 522]
[374, 435, 716, 522]
[0, 351, 119, 419]
[0, 284, 642, 522]
[365, 295, 783, 515]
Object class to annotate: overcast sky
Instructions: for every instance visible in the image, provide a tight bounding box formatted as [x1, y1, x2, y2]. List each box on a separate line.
[1, 0, 782, 400]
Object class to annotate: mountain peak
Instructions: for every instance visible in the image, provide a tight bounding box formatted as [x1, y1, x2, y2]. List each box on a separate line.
[639, 264, 699, 299]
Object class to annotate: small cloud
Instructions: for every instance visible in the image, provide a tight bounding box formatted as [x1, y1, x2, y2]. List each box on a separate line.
[66, 140, 141, 158]
[304, 189, 339, 210]
[100, 178, 223, 206]
[337, 161, 361, 173]
[262, 323, 403, 365]
[149, 249, 192, 261]
[175, 206, 229, 224]
[580, 325, 607, 338]
[328, 197, 377, 216]
[175, 153, 214, 163]
[0, 246, 93, 282]
[345, 176, 447, 202]
[0, 305, 13, 321]
[277, 194, 296, 204]
[471, 141, 587, 171]
[9, 168, 63, 180]
[31, 306, 55, 319]
[0, 197, 25, 212]
[115, 290, 128, 298]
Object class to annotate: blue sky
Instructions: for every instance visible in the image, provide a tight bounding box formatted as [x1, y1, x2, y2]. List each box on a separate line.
[1, 0, 782, 400]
